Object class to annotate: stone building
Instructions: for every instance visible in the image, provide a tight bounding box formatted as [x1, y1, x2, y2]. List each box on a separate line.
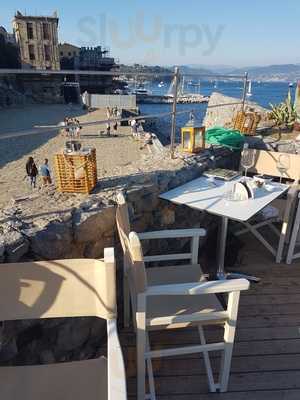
[12, 11, 60, 70]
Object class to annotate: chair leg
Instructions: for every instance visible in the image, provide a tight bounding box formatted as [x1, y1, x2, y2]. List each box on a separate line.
[276, 221, 288, 264]
[123, 273, 130, 327]
[287, 202, 300, 264]
[198, 326, 216, 392]
[219, 292, 239, 393]
[146, 334, 156, 400]
[137, 294, 146, 400]
[219, 340, 234, 392]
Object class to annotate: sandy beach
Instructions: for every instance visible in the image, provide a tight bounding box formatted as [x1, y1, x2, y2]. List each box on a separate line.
[0, 104, 180, 219]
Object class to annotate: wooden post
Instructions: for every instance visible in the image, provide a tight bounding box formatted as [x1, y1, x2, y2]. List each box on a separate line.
[170, 67, 180, 159]
[241, 71, 248, 111]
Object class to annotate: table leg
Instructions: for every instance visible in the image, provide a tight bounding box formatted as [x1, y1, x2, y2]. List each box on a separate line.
[217, 216, 228, 280]
[217, 216, 261, 282]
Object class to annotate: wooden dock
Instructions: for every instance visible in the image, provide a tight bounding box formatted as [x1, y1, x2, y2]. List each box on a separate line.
[120, 235, 300, 400]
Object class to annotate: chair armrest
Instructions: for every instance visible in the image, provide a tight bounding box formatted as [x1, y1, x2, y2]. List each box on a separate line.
[145, 279, 250, 297]
[138, 228, 206, 240]
[107, 319, 127, 400]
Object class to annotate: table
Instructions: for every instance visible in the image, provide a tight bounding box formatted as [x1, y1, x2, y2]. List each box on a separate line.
[160, 176, 289, 280]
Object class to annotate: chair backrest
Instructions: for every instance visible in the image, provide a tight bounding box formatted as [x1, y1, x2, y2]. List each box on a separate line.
[116, 192, 131, 256]
[0, 249, 116, 322]
[244, 149, 300, 181]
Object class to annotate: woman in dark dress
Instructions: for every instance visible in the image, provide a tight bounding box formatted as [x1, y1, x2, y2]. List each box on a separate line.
[26, 157, 38, 188]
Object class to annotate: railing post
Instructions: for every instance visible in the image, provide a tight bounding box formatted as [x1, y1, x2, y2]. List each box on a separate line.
[170, 67, 180, 159]
[241, 71, 248, 111]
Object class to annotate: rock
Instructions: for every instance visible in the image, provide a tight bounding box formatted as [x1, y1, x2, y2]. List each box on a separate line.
[0, 241, 5, 262]
[204, 92, 271, 130]
[2, 230, 29, 263]
[73, 205, 115, 243]
[56, 318, 91, 353]
[30, 222, 72, 259]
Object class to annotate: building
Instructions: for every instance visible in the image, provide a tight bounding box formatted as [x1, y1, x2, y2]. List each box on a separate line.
[12, 11, 60, 70]
[74, 46, 115, 70]
[59, 42, 80, 59]
[0, 26, 16, 45]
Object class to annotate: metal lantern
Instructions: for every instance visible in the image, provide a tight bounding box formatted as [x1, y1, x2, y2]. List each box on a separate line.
[181, 112, 206, 153]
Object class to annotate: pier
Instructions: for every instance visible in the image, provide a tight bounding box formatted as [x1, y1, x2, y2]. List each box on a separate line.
[136, 93, 210, 104]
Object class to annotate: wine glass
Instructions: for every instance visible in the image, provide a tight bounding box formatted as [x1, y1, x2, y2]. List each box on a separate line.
[241, 148, 255, 178]
[276, 154, 291, 183]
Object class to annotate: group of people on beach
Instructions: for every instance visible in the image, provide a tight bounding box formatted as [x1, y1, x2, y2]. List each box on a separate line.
[103, 106, 120, 137]
[25, 157, 52, 189]
[60, 117, 82, 139]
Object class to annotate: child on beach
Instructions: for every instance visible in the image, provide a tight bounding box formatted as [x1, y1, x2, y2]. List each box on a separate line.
[39, 159, 52, 186]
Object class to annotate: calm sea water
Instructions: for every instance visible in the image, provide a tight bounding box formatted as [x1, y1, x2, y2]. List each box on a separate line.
[139, 81, 296, 143]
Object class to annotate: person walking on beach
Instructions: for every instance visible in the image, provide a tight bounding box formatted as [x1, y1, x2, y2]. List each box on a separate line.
[130, 118, 137, 138]
[106, 123, 111, 137]
[39, 159, 52, 186]
[113, 121, 118, 136]
[26, 157, 38, 188]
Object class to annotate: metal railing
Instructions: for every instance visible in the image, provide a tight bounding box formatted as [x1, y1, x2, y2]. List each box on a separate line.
[0, 67, 249, 158]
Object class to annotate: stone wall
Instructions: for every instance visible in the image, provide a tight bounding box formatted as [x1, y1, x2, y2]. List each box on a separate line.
[0, 147, 237, 366]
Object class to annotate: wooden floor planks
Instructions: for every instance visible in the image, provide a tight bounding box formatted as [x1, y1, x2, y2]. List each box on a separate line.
[122, 239, 300, 400]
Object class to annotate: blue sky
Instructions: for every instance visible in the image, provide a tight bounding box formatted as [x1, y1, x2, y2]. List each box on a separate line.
[1, 0, 300, 67]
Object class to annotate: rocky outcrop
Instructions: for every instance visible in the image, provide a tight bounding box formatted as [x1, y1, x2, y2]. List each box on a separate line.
[204, 92, 272, 130]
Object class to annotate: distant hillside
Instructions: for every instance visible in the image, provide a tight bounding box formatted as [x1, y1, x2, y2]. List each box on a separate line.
[230, 64, 300, 82]
[174, 63, 300, 82]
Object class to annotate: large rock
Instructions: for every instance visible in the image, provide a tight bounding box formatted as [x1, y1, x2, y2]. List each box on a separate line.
[73, 205, 115, 243]
[204, 92, 271, 130]
[29, 222, 73, 259]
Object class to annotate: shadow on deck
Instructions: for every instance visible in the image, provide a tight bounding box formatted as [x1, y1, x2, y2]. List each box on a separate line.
[120, 236, 300, 400]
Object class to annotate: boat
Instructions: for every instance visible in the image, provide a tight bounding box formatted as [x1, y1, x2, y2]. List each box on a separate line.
[130, 87, 152, 96]
[246, 80, 253, 97]
[289, 82, 294, 88]
[158, 81, 165, 88]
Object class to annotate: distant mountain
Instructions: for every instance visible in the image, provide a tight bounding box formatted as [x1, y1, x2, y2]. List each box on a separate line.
[186, 64, 235, 74]
[229, 64, 300, 82]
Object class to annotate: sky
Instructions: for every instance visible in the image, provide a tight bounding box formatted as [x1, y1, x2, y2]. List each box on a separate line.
[1, 0, 300, 67]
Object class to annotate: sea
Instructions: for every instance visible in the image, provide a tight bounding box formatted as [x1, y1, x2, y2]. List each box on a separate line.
[139, 81, 297, 144]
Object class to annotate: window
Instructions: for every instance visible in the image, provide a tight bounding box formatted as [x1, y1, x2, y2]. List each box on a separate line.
[60, 51, 63, 56]
[68, 52, 71, 57]
[28, 44, 35, 60]
[43, 23, 50, 40]
[44, 45, 51, 61]
[27, 23, 34, 40]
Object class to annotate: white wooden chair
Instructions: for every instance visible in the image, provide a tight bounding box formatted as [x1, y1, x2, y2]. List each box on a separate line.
[127, 231, 249, 399]
[235, 149, 300, 263]
[116, 192, 207, 327]
[0, 250, 127, 400]
[286, 193, 300, 264]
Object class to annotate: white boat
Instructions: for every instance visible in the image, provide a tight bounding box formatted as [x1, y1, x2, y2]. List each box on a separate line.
[289, 82, 294, 88]
[246, 80, 253, 97]
[131, 88, 152, 96]
[158, 81, 165, 88]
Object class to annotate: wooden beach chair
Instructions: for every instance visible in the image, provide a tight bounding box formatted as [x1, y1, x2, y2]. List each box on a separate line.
[116, 192, 206, 327]
[128, 231, 249, 399]
[0, 251, 127, 400]
[235, 149, 300, 263]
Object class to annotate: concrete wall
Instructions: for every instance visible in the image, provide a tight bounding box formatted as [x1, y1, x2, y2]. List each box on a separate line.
[89, 94, 137, 109]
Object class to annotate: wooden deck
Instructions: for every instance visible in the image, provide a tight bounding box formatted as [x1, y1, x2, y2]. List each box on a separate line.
[120, 236, 300, 400]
